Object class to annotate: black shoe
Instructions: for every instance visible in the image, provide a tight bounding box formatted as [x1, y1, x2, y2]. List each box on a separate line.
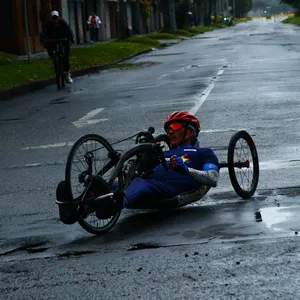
[56, 180, 72, 202]
[94, 190, 124, 219]
[89, 175, 109, 197]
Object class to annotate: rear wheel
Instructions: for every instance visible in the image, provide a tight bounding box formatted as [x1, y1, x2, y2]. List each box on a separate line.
[227, 131, 259, 199]
[54, 54, 64, 89]
[65, 134, 121, 235]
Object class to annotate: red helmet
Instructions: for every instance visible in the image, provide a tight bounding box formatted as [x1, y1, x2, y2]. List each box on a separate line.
[164, 111, 200, 134]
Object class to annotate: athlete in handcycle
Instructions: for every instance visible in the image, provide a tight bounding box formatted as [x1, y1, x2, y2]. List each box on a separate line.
[56, 111, 259, 235]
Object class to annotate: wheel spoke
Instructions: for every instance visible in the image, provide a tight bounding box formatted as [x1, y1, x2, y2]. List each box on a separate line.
[234, 139, 253, 192]
[65, 134, 121, 234]
[228, 131, 259, 199]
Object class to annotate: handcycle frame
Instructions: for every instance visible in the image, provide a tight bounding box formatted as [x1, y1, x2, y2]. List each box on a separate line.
[56, 127, 259, 235]
[44, 38, 69, 89]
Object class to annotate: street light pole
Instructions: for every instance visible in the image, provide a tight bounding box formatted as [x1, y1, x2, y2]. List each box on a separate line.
[24, 0, 31, 62]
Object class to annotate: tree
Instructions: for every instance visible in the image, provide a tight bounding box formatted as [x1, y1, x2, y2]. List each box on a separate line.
[280, 0, 300, 14]
[160, 0, 177, 31]
[233, 0, 253, 17]
[252, 0, 293, 14]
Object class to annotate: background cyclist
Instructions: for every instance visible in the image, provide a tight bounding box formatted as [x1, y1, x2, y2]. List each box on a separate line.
[43, 10, 74, 83]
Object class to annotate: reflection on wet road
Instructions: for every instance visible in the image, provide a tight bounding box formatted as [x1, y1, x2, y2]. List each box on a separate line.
[2, 186, 300, 263]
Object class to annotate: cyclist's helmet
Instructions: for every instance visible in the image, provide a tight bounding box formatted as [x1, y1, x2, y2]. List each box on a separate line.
[164, 111, 200, 136]
[51, 10, 59, 17]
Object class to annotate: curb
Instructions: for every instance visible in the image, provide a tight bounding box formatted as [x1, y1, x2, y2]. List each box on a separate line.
[0, 48, 153, 101]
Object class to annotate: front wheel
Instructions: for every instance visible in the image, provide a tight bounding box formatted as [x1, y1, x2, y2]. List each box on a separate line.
[54, 54, 64, 89]
[227, 131, 259, 199]
[65, 134, 120, 235]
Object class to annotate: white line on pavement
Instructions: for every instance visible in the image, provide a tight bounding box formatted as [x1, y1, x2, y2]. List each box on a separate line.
[72, 108, 107, 128]
[189, 83, 216, 115]
[201, 128, 247, 133]
[21, 142, 75, 150]
[21, 69, 226, 151]
[217, 69, 224, 76]
[189, 68, 224, 115]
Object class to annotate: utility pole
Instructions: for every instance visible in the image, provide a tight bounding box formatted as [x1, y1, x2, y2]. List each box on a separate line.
[24, 0, 31, 61]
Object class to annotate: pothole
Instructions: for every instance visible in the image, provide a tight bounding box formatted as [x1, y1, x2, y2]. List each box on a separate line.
[127, 242, 161, 251]
[0, 241, 49, 256]
[57, 250, 97, 258]
[50, 96, 69, 104]
[0, 118, 25, 122]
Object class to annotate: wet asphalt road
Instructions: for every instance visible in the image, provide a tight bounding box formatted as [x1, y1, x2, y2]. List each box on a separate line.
[1, 17, 300, 299]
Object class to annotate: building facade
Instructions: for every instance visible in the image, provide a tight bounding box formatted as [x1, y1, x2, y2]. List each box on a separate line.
[0, 0, 51, 55]
[0, 0, 165, 55]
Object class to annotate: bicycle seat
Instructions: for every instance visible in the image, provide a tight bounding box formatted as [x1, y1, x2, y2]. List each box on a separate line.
[126, 185, 210, 209]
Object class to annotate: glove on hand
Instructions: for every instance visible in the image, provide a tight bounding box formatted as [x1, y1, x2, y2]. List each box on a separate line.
[169, 155, 189, 174]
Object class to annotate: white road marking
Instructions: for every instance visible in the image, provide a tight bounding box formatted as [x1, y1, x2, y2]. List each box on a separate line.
[24, 163, 42, 168]
[189, 83, 216, 115]
[21, 142, 74, 150]
[21, 67, 225, 152]
[72, 108, 108, 128]
[201, 128, 247, 133]
[189, 68, 224, 115]
[21, 138, 108, 150]
[259, 160, 300, 171]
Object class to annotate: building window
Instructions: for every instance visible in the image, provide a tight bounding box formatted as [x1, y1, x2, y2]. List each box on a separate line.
[33, 1, 40, 35]
[51, 0, 61, 11]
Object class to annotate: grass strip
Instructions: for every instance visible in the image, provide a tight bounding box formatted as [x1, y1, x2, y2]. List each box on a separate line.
[0, 25, 226, 89]
[282, 16, 300, 25]
[147, 32, 181, 40]
[0, 38, 160, 89]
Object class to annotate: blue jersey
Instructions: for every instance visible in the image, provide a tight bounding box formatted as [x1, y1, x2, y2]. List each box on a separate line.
[147, 144, 219, 194]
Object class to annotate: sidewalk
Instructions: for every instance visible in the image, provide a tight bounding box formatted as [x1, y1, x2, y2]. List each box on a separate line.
[16, 40, 117, 61]
[0, 38, 182, 101]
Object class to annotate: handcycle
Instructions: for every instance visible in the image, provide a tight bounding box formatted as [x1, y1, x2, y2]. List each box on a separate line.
[55, 127, 259, 235]
[44, 38, 69, 89]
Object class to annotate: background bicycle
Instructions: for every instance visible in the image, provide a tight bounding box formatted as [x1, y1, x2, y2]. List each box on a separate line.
[44, 38, 71, 89]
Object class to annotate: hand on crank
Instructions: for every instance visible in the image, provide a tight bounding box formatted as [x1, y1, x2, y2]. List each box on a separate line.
[169, 155, 189, 175]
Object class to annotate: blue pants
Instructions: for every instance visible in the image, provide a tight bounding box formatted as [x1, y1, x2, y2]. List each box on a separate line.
[90, 28, 98, 42]
[123, 178, 177, 207]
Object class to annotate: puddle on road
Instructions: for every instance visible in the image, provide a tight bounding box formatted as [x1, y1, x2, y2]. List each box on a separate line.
[259, 206, 293, 231]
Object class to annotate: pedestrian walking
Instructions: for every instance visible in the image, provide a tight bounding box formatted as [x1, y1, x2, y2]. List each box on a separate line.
[87, 12, 101, 44]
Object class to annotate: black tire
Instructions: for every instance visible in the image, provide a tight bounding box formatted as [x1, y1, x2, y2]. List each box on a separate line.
[227, 131, 259, 199]
[60, 54, 65, 88]
[65, 134, 120, 235]
[54, 54, 64, 89]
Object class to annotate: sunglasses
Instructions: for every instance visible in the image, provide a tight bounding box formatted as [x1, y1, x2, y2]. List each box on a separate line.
[167, 122, 185, 133]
